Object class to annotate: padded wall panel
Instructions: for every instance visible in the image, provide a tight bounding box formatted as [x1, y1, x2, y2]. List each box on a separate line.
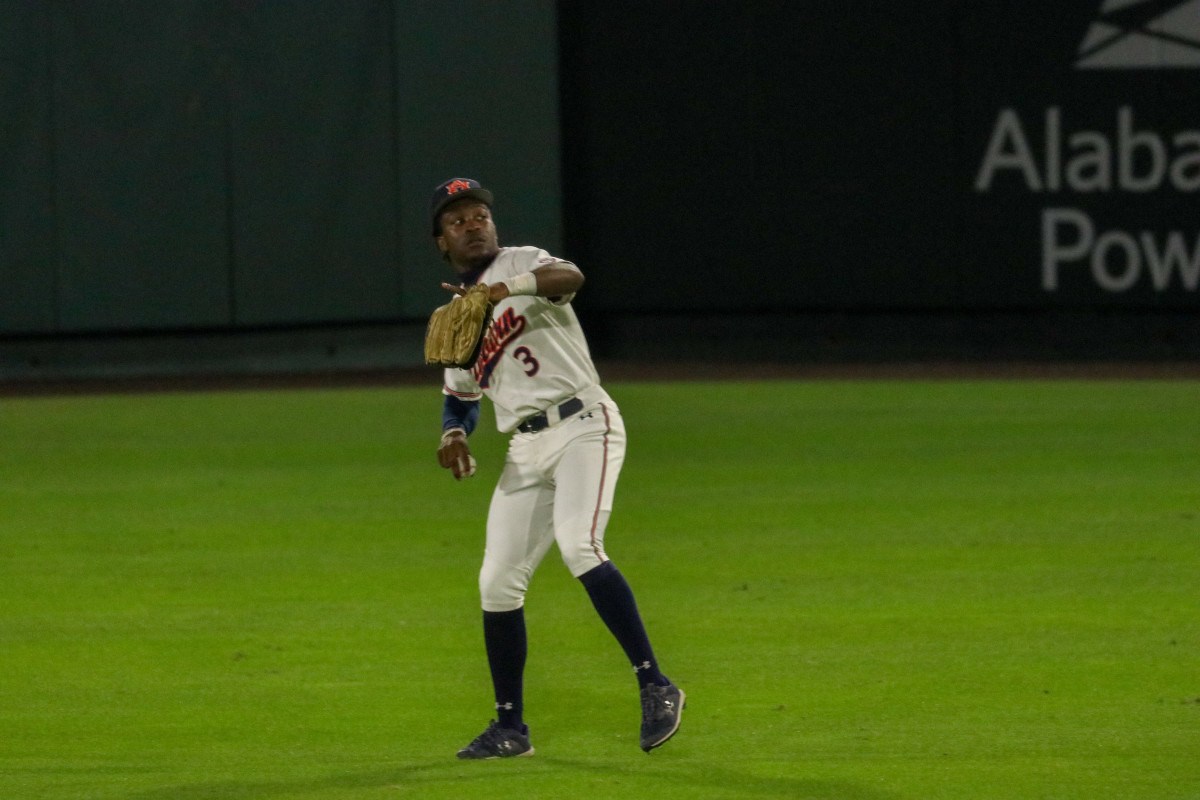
[227, 1, 400, 326]
[49, 2, 230, 331]
[0, 3, 58, 332]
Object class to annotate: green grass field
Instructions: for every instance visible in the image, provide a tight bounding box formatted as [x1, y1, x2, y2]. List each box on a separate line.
[2, 378, 1198, 799]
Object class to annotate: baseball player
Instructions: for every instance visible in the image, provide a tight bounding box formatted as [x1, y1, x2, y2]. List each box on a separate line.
[429, 178, 685, 758]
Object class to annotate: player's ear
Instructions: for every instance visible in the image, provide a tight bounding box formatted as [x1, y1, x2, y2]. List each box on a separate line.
[436, 235, 449, 257]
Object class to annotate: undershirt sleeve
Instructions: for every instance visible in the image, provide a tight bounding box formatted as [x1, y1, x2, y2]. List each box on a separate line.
[442, 394, 480, 435]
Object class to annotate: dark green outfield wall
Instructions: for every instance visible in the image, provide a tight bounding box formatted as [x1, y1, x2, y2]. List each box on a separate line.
[0, 0, 560, 336]
[3, 2, 1198, 374]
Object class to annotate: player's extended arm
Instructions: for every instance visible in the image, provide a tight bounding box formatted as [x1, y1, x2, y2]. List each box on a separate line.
[441, 264, 585, 303]
[438, 394, 480, 480]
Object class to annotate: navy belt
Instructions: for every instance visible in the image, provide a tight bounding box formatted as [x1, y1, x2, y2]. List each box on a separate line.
[517, 397, 585, 434]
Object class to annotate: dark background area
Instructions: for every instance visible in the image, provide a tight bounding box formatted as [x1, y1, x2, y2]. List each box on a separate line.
[2, 1, 1198, 381]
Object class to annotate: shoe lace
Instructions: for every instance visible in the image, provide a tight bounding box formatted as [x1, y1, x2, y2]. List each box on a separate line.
[474, 721, 507, 747]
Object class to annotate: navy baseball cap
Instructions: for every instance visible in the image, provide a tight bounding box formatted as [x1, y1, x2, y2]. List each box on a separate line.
[430, 178, 494, 235]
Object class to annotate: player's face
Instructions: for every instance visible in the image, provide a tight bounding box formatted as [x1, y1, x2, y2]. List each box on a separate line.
[437, 201, 500, 272]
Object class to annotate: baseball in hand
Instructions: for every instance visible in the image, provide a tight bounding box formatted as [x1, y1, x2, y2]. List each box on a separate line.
[456, 455, 477, 480]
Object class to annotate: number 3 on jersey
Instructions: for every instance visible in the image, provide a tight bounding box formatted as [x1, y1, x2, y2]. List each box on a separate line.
[513, 346, 539, 376]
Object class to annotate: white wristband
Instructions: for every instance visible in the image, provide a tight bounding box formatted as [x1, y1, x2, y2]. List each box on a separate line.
[505, 272, 538, 297]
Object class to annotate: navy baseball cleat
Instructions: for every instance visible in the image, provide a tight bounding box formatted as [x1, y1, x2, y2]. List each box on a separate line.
[639, 683, 686, 752]
[456, 720, 534, 759]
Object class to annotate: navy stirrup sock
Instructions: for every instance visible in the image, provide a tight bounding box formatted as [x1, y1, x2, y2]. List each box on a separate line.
[579, 561, 670, 688]
[482, 608, 527, 730]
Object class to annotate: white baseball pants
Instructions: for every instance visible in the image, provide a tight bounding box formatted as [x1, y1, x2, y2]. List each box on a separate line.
[478, 399, 625, 612]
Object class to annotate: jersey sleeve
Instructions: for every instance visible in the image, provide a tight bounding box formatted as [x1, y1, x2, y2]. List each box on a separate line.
[521, 248, 581, 306]
[443, 366, 482, 400]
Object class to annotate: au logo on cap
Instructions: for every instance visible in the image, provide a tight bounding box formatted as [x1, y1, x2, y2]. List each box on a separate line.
[446, 179, 473, 194]
[1077, 0, 1200, 68]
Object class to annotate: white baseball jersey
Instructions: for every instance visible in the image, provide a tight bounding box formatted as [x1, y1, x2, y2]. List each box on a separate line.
[443, 246, 600, 433]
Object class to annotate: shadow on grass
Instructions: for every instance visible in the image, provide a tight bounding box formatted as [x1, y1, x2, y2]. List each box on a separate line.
[124, 761, 461, 800]
[545, 757, 903, 799]
[125, 758, 900, 800]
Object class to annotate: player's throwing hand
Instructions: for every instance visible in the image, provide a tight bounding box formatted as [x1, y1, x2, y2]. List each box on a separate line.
[437, 429, 476, 480]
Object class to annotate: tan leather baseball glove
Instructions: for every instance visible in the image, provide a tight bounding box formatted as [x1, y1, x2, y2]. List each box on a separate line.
[424, 283, 492, 368]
